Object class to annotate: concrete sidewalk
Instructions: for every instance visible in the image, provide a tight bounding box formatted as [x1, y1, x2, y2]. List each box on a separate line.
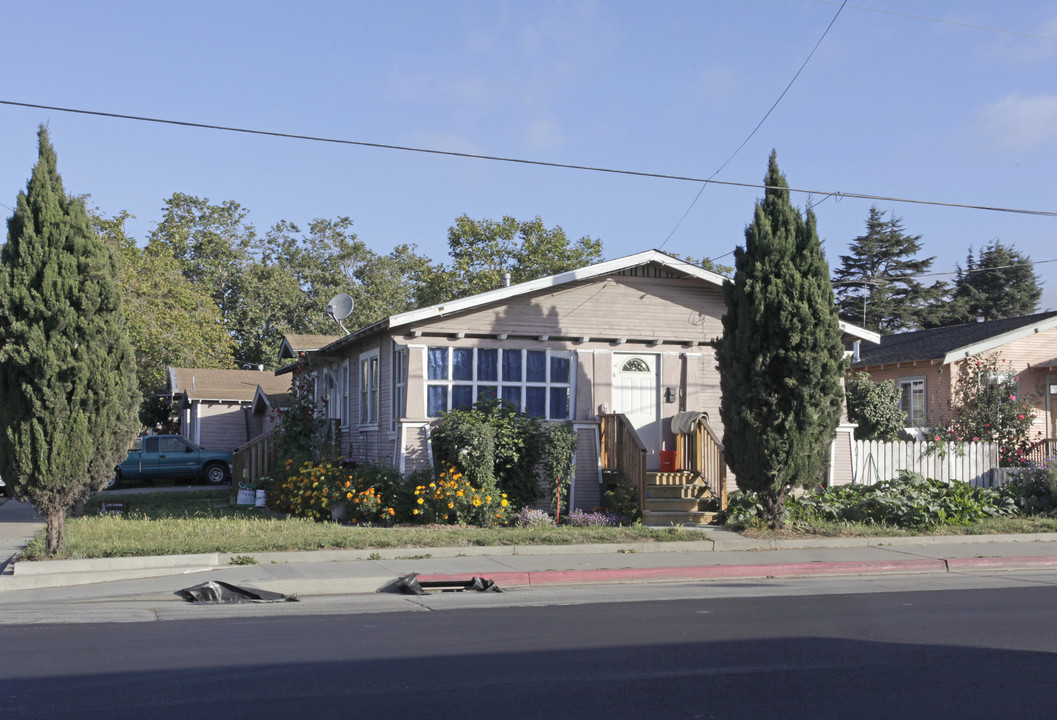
[5, 495, 1057, 601]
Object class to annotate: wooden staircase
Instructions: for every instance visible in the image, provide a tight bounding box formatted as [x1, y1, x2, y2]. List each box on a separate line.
[642, 471, 721, 526]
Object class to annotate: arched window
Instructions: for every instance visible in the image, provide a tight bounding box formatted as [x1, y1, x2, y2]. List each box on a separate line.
[620, 358, 650, 373]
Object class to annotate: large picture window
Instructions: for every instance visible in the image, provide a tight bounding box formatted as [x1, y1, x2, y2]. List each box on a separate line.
[426, 347, 573, 420]
[360, 350, 379, 426]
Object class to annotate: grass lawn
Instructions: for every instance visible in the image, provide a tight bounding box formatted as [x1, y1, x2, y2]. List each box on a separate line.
[19, 489, 708, 561]
[739, 515, 1057, 539]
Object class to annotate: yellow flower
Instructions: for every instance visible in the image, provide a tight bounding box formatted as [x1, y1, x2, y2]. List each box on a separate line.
[413, 509, 419, 515]
[417, 498, 424, 505]
[456, 490, 464, 497]
[500, 499, 508, 507]
[447, 502, 454, 509]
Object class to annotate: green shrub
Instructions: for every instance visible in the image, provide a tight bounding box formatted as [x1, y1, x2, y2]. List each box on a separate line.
[1003, 459, 1057, 515]
[929, 353, 1037, 467]
[845, 372, 905, 441]
[431, 400, 546, 510]
[602, 472, 640, 522]
[268, 460, 405, 524]
[542, 422, 577, 514]
[724, 471, 1016, 530]
[411, 465, 509, 526]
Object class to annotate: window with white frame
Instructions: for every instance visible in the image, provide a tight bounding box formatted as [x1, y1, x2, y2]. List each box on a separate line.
[898, 377, 926, 426]
[360, 350, 379, 426]
[426, 347, 573, 419]
[391, 345, 408, 432]
[339, 363, 349, 426]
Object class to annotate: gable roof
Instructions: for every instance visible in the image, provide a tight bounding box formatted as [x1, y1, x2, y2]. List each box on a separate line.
[168, 367, 293, 403]
[250, 385, 293, 415]
[313, 249, 877, 356]
[852, 311, 1057, 368]
[280, 334, 342, 360]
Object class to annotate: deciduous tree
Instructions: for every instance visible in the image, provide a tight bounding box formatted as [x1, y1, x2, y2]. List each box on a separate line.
[94, 210, 235, 411]
[419, 214, 603, 304]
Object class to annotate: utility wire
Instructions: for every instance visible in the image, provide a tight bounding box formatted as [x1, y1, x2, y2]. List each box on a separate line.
[661, 0, 848, 249]
[834, 257, 1057, 286]
[3, 99, 1057, 219]
[813, 1, 1057, 42]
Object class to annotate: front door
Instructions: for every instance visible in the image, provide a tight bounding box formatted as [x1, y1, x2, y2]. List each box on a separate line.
[612, 354, 661, 464]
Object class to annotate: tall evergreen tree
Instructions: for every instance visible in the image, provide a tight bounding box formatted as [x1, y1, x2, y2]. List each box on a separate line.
[716, 151, 846, 528]
[949, 240, 1042, 323]
[833, 207, 946, 333]
[0, 127, 139, 554]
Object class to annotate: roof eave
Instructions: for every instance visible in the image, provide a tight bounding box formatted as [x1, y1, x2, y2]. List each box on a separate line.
[941, 315, 1057, 365]
[839, 321, 881, 345]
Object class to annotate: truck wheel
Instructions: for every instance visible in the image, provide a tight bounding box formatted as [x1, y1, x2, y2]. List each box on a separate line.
[106, 470, 120, 490]
[204, 463, 228, 485]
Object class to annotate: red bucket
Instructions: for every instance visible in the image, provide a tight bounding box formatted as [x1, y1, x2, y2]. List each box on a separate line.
[660, 450, 676, 472]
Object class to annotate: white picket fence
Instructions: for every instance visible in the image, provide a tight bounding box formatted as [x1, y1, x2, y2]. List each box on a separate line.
[852, 440, 1015, 488]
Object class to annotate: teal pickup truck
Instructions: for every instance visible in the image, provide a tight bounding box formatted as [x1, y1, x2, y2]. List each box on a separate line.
[111, 435, 233, 489]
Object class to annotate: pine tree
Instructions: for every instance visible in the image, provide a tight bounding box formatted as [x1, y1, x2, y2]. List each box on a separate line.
[0, 127, 140, 555]
[716, 151, 846, 528]
[833, 207, 946, 333]
[950, 240, 1042, 322]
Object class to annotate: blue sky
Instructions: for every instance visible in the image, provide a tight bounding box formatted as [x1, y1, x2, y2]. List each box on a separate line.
[3, 1, 1055, 312]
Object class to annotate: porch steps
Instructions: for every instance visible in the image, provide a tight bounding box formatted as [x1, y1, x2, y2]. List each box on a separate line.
[642, 471, 721, 526]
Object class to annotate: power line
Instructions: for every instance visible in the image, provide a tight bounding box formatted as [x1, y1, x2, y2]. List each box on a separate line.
[835, 257, 1057, 286]
[3, 99, 1057, 219]
[813, 1, 1057, 42]
[661, 0, 848, 249]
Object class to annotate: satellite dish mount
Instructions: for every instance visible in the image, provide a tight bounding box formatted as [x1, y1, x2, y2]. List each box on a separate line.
[326, 294, 354, 335]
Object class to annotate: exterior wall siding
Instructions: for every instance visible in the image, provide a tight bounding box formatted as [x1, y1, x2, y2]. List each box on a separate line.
[313, 269, 733, 491]
[193, 402, 250, 452]
[573, 425, 601, 511]
[413, 276, 725, 341]
[857, 326, 1057, 440]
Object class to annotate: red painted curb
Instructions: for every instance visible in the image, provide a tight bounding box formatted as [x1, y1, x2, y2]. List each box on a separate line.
[416, 558, 949, 587]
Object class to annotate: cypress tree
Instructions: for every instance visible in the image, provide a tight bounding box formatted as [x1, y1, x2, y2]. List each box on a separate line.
[716, 151, 846, 528]
[0, 126, 139, 555]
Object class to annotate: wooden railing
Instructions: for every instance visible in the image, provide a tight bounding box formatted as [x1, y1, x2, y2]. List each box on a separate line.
[674, 415, 728, 510]
[230, 419, 346, 502]
[230, 430, 277, 503]
[599, 413, 648, 513]
[1025, 438, 1057, 466]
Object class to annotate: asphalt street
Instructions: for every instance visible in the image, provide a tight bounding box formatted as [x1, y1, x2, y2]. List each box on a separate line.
[3, 585, 1057, 719]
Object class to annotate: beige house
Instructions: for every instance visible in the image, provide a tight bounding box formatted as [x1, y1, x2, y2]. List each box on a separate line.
[166, 367, 293, 452]
[851, 311, 1057, 452]
[287, 250, 876, 510]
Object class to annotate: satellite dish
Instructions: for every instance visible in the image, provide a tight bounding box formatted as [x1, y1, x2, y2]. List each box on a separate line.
[327, 294, 354, 321]
[326, 294, 354, 335]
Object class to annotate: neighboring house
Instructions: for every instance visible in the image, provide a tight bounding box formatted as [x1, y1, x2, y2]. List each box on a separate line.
[166, 367, 294, 452]
[279, 334, 342, 368]
[286, 250, 877, 510]
[851, 311, 1057, 442]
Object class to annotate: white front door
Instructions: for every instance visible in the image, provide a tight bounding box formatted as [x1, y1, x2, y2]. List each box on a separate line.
[612, 354, 661, 463]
